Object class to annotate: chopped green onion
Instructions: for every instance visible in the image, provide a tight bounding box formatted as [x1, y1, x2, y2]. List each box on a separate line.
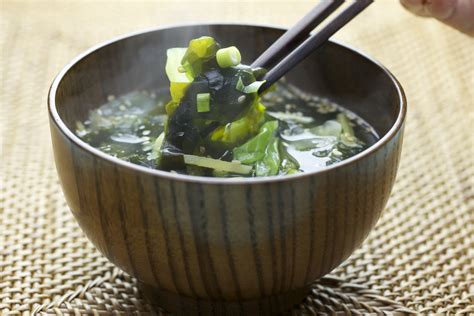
[337, 113, 355, 136]
[196, 93, 210, 113]
[183, 154, 252, 175]
[216, 46, 241, 68]
[235, 76, 245, 91]
[243, 80, 266, 94]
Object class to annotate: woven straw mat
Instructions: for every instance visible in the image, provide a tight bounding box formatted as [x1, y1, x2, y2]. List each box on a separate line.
[1, 1, 473, 315]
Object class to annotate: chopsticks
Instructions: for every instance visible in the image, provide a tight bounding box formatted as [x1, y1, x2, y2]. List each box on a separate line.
[251, 0, 345, 69]
[256, 0, 373, 93]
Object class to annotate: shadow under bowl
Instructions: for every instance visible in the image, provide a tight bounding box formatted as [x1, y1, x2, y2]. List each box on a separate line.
[48, 24, 406, 315]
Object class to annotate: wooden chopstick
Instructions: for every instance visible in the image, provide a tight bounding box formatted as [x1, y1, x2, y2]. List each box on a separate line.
[258, 0, 374, 93]
[251, 0, 344, 70]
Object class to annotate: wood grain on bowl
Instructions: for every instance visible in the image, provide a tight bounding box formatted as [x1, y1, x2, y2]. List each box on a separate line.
[49, 25, 406, 315]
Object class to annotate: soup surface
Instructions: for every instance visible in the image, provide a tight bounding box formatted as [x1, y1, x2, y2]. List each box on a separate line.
[76, 36, 379, 177]
[76, 80, 378, 177]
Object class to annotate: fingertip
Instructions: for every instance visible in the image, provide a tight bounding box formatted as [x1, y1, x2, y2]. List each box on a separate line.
[426, 0, 456, 20]
[400, 0, 431, 16]
[400, 0, 422, 9]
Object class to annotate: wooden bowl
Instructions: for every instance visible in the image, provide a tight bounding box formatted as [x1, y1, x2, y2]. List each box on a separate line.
[48, 24, 406, 315]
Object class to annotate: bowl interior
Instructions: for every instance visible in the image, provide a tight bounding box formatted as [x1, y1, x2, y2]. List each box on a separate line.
[53, 24, 402, 151]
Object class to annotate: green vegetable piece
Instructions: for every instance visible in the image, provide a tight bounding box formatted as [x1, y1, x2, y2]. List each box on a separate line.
[243, 80, 266, 94]
[310, 120, 342, 137]
[279, 141, 300, 174]
[337, 113, 355, 136]
[289, 136, 337, 151]
[148, 132, 165, 162]
[196, 93, 210, 113]
[210, 102, 265, 147]
[216, 46, 241, 68]
[185, 36, 217, 59]
[181, 36, 219, 78]
[233, 120, 278, 164]
[235, 76, 245, 92]
[165, 48, 190, 83]
[165, 48, 192, 106]
[256, 137, 280, 177]
[252, 67, 267, 79]
[286, 168, 300, 175]
[339, 133, 363, 148]
[183, 154, 252, 175]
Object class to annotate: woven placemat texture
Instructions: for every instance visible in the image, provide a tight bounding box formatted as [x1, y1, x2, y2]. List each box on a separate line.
[1, 1, 473, 315]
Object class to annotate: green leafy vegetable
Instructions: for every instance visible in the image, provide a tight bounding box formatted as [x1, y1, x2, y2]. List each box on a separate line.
[310, 120, 342, 137]
[233, 120, 278, 164]
[255, 137, 280, 176]
[337, 113, 354, 136]
[165, 48, 192, 106]
[279, 142, 300, 175]
[181, 36, 219, 78]
[210, 102, 265, 147]
[340, 133, 363, 148]
[288, 136, 337, 151]
[165, 48, 190, 83]
[242, 80, 266, 94]
[233, 120, 282, 177]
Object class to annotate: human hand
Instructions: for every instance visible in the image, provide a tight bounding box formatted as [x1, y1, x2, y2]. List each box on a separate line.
[400, 0, 474, 36]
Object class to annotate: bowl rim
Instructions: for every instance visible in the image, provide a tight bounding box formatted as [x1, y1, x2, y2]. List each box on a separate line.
[48, 22, 407, 185]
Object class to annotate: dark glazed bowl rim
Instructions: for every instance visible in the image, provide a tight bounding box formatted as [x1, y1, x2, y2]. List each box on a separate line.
[48, 23, 406, 185]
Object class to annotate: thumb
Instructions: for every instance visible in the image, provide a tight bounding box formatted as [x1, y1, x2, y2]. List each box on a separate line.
[400, 0, 474, 36]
